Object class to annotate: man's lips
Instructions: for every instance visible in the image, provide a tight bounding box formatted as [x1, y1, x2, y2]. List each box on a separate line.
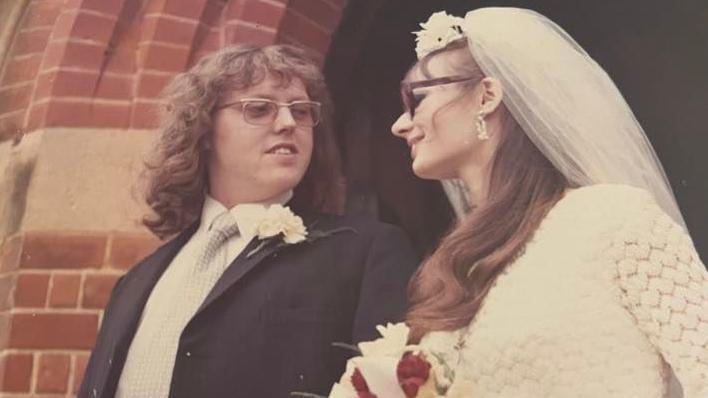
[266, 143, 298, 155]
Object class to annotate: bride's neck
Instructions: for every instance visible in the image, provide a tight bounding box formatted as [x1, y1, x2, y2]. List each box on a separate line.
[459, 165, 491, 208]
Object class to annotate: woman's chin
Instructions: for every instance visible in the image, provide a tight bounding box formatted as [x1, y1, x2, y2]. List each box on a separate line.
[412, 160, 448, 181]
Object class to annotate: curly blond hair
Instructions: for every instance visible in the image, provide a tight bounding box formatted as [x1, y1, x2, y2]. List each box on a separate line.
[142, 44, 344, 239]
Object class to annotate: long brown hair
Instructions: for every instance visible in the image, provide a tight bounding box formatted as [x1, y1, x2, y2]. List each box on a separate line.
[142, 44, 344, 239]
[406, 40, 571, 342]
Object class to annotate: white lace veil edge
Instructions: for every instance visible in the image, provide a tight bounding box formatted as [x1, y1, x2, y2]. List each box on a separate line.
[440, 8, 686, 231]
[441, 179, 472, 220]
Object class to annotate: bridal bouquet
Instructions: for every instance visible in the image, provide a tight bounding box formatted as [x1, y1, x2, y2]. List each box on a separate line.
[328, 323, 475, 398]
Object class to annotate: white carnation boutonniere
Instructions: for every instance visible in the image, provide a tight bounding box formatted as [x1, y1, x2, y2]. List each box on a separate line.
[246, 204, 356, 258]
[414, 11, 465, 59]
[255, 204, 308, 244]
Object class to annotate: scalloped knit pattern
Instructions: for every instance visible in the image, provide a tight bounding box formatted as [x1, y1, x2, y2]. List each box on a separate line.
[420, 184, 708, 397]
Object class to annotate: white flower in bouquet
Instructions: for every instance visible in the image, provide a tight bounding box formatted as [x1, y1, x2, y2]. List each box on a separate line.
[328, 323, 474, 397]
[352, 357, 406, 398]
[358, 322, 411, 357]
[328, 379, 356, 398]
[330, 323, 411, 398]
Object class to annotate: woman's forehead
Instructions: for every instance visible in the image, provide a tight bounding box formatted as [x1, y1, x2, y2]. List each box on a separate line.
[404, 65, 423, 82]
[405, 53, 453, 82]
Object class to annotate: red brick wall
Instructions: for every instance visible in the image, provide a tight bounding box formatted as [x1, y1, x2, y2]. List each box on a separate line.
[0, 0, 346, 395]
[0, 232, 160, 395]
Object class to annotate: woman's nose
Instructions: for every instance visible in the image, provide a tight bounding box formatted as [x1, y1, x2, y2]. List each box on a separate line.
[391, 112, 413, 138]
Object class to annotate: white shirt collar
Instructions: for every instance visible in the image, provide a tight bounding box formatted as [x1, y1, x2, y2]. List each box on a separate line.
[200, 191, 293, 239]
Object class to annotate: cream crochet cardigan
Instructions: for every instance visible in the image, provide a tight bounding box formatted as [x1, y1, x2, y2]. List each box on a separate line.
[417, 184, 708, 397]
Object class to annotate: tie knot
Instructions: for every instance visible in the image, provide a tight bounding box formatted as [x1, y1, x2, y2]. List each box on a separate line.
[208, 211, 240, 239]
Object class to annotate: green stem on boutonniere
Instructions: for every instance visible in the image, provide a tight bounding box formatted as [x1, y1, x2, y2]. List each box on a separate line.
[331, 342, 361, 354]
[246, 227, 358, 259]
[290, 393, 326, 398]
[305, 227, 358, 242]
[245, 238, 275, 259]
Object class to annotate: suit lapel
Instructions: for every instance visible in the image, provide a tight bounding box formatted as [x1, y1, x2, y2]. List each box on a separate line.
[195, 207, 319, 315]
[102, 225, 198, 396]
[116, 225, 197, 339]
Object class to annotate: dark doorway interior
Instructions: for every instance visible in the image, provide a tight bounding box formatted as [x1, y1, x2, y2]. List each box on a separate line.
[325, 0, 708, 261]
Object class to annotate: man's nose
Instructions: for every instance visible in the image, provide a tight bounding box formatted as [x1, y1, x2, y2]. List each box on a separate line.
[273, 106, 297, 133]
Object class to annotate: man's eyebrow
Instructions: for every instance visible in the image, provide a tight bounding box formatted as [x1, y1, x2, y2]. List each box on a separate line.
[241, 93, 311, 102]
[243, 93, 276, 100]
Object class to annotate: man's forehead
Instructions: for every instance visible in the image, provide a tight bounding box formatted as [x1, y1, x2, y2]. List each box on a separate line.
[252, 72, 296, 87]
[225, 74, 307, 99]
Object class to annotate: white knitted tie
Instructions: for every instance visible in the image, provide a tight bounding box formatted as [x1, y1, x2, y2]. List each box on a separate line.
[122, 211, 240, 397]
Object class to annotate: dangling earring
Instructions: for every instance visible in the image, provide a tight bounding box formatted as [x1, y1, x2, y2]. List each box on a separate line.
[475, 112, 489, 141]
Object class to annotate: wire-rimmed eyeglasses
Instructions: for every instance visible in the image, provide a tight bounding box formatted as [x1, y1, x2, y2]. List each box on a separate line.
[216, 98, 322, 127]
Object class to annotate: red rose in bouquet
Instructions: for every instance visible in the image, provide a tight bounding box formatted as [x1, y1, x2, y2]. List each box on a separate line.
[396, 352, 432, 397]
[351, 368, 377, 398]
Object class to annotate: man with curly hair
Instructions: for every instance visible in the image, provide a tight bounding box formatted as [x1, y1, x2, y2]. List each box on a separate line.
[79, 44, 418, 398]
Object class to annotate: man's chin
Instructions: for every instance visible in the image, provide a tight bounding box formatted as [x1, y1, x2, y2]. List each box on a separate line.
[265, 174, 305, 195]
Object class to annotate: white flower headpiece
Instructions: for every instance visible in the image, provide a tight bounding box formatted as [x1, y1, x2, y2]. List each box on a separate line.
[413, 11, 466, 59]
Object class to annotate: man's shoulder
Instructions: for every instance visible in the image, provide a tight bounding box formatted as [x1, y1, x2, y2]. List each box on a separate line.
[310, 212, 403, 238]
[117, 227, 194, 285]
[304, 212, 416, 260]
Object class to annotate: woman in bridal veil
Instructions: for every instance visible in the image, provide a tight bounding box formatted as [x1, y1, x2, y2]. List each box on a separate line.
[333, 7, 707, 398]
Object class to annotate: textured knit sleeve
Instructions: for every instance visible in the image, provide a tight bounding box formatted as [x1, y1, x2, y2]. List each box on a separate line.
[612, 195, 708, 397]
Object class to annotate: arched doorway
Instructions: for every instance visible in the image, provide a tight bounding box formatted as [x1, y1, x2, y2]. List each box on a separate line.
[325, 0, 708, 260]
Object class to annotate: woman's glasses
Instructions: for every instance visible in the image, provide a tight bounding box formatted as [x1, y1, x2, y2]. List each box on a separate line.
[216, 98, 322, 127]
[400, 75, 475, 118]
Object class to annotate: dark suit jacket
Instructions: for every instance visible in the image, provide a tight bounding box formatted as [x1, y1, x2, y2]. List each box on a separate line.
[79, 208, 418, 398]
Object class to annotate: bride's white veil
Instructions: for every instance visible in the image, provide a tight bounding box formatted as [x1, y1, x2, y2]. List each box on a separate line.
[433, 8, 686, 230]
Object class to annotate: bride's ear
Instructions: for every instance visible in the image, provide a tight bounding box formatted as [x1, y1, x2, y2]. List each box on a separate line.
[479, 77, 503, 114]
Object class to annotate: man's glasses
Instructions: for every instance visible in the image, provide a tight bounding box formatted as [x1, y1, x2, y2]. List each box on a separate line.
[216, 98, 322, 127]
[400, 75, 475, 118]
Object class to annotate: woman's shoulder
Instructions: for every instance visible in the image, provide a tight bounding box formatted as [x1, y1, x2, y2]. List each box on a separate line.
[306, 212, 416, 253]
[565, 183, 652, 205]
[532, 184, 667, 245]
[557, 184, 656, 221]
[314, 212, 407, 236]
[548, 184, 691, 258]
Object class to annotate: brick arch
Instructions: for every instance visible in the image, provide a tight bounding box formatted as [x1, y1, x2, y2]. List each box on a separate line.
[26, 0, 138, 131]
[0, 0, 347, 133]
[276, 0, 344, 62]
[131, 0, 209, 128]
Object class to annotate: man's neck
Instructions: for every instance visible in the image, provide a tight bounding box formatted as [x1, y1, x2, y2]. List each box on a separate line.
[208, 189, 293, 210]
